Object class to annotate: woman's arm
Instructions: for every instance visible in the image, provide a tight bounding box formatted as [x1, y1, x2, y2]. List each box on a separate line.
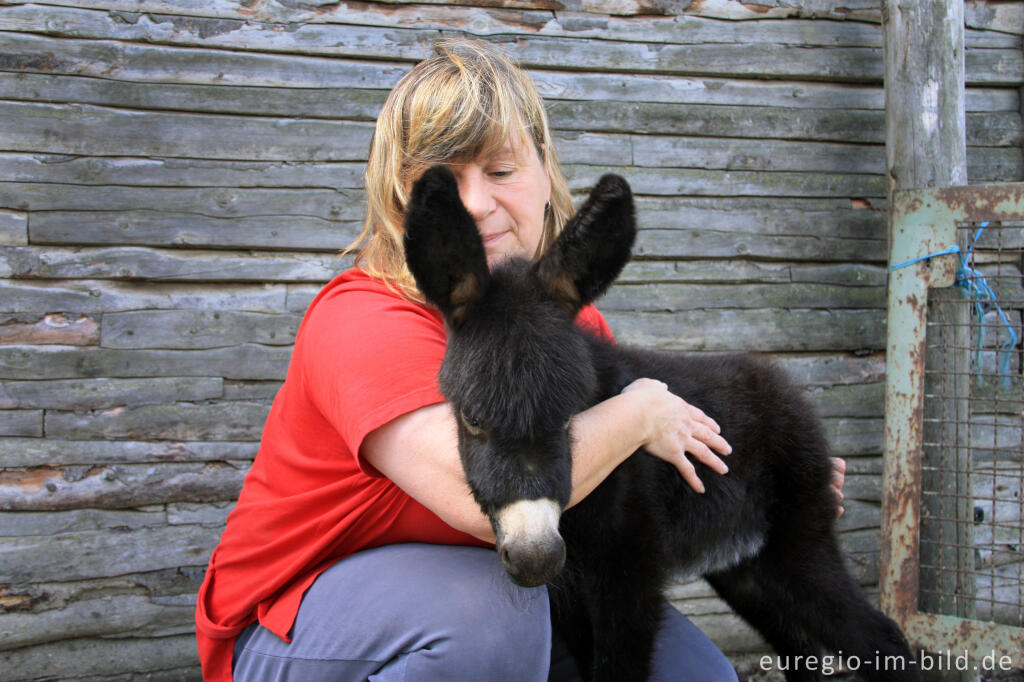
[361, 381, 732, 543]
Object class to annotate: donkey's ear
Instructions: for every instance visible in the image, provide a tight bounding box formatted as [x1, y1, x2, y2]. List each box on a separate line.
[535, 174, 636, 315]
[404, 165, 489, 327]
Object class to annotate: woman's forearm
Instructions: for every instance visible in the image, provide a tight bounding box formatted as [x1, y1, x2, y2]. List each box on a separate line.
[566, 392, 649, 508]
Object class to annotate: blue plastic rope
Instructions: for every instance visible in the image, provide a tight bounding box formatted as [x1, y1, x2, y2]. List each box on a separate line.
[952, 223, 1018, 387]
[888, 245, 961, 272]
[888, 223, 1018, 387]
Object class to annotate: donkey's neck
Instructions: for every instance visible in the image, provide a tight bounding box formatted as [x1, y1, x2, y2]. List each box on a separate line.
[580, 331, 638, 404]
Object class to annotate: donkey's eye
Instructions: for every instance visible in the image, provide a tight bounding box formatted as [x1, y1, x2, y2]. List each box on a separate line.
[459, 409, 487, 438]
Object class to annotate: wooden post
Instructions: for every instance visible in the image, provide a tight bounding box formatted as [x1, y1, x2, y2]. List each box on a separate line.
[882, 2, 975, 680]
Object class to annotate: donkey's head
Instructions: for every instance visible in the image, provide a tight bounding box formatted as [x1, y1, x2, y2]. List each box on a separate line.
[404, 165, 636, 586]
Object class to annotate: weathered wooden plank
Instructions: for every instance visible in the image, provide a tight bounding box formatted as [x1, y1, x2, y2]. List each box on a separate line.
[822, 418, 884, 457]
[0, 68, 386, 120]
[101, 310, 301, 349]
[805, 382, 884, 418]
[0, 589, 195, 651]
[0, 522, 220, 583]
[772, 352, 886, 388]
[0, 507, 166, 537]
[0, 409, 42, 437]
[631, 136, 1019, 182]
[835, 498, 882, 533]
[0, 152, 367, 189]
[167, 501, 233, 526]
[605, 309, 886, 352]
[565, 165, 886, 198]
[222, 380, 283, 401]
[285, 283, 321, 313]
[547, 101, 1022, 147]
[965, 0, 1024, 35]
[0, 101, 374, 161]
[633, 196, 886, 237]
[44, 401, 271, 441]
[844, 473, 883, 503]
[27, 211, 360, 251]
[0, 209, 26, 246]
[0, 180, 363, 219]
[0, 280, 288, 315]
[1, 246, 349, 282]
[0, 344, 292, 381]
[0, 313, 99, 346]
[790, 264, 886, 287]
[0, 460, 250, 510]
[0, 377, 223, 410]
[600, 282, 884, 312]
[0, 633, 200, 680]
[618, 259, 792, 285]
[0, 565, 207, 643]
[636, 229, 885, 262]
[3, 5, 1018, 83]
[0, 438, 257, 467]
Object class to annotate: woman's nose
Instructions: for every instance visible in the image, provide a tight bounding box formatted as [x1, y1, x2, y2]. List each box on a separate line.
[458, 170, 496, 221]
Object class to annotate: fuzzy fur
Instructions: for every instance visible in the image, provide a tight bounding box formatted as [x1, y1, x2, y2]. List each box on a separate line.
[403, 166, 920, 682]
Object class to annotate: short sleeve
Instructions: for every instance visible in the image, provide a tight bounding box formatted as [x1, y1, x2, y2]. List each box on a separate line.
[577, 304, 615, 343]
[297, 286, 448, 473]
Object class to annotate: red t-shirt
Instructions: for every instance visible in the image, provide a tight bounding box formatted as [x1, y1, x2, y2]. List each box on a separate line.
[194, 268, 613, 682]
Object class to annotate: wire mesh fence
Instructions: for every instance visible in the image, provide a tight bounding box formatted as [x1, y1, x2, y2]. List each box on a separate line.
[921, 220, 1024, 630]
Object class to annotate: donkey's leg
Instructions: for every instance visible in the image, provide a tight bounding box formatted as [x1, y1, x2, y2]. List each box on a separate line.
[706, 538, 920, 682]
[548, 568, 595, 680]
[585, 574, 664, 682]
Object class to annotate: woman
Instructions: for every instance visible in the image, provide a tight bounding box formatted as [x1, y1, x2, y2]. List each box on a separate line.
[196, 38, 843, 681]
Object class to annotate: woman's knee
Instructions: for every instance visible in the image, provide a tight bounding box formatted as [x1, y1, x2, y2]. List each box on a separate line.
[295, 544, 552, 680]
[407, 549, 552, 679]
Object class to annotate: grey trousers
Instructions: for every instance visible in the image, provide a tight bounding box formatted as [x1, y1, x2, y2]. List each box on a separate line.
[232, 543, 737, 682]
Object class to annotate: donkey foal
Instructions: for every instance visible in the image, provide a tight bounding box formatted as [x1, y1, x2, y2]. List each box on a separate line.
[403, 166, 919, 682]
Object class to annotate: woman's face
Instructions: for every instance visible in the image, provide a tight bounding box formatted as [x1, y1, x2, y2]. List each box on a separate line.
[443, 135, 552, 268]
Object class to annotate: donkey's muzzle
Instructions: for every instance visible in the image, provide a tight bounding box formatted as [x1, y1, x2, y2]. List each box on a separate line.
[494, 498, 566, 587]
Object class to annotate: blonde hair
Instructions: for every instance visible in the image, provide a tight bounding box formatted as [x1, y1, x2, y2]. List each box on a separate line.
[347, 38, 573, 300]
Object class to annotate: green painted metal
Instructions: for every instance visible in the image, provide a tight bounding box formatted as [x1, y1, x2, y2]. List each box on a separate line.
[882, 182, 1024, 668]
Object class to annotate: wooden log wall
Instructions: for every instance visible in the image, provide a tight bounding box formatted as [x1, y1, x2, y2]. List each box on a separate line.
[0, 1, 1021, 679]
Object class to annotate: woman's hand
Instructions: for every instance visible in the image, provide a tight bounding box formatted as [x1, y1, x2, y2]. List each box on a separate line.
[621, 378, 732, 494]
[830, 456, 847, 518]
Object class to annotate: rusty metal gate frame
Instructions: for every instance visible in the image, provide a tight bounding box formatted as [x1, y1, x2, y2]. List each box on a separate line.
[882, 182, 1024, 666]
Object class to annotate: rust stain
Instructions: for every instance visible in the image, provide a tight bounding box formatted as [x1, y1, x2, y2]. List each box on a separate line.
[741, 2, 772, 14]
[0, 315, 99, 346]
[935, 184, 1024, 222]
[0, 468, 60, 492]
[0, 587, 46, 613]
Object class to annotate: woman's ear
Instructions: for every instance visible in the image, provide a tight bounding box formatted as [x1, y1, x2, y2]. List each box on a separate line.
[534, 174, 636, 315]
[404, 165, 490, 327]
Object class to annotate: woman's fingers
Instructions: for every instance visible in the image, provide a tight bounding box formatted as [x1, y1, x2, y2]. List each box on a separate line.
[830, 456, 847, 518]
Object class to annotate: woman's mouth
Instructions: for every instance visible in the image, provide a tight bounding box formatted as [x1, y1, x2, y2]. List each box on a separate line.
[481, 230, 510, 247]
